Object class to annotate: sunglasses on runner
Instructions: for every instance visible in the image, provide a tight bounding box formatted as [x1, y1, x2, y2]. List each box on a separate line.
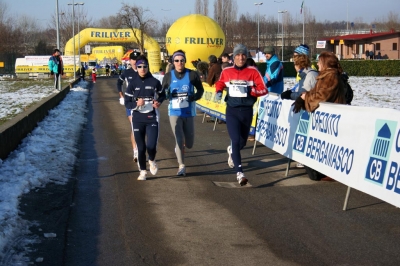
[137, 65, 148, 69]
[174, 59, 185, 63]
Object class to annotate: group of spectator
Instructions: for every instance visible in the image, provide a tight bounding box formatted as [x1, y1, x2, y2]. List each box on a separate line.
[365, 50, 383, 60]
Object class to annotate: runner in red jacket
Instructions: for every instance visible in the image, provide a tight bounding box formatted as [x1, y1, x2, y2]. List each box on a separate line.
[215, 43, 267, 186]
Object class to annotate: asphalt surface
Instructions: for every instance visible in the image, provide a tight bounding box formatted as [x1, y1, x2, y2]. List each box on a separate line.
[21, 76, 400, 266]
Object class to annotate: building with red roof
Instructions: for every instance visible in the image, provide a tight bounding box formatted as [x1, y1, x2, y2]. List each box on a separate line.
[317, 29, 400, 60]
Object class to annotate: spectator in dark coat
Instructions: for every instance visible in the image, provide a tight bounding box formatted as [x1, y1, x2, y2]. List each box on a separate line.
[165, 57, 174, 73]
[206, 55, 222, 86]
[80, 63, 85, 81]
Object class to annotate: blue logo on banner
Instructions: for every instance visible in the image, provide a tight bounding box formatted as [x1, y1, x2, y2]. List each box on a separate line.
[365, 120, 397, 185]
[293, 111, 310, 154]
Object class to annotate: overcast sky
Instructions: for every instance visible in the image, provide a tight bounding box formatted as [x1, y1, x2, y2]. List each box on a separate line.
[5, 0, 399, 28]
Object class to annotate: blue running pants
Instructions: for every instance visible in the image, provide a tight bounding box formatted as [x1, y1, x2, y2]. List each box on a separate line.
[225, 105, 253, 173]
[132, 121, 159, 171]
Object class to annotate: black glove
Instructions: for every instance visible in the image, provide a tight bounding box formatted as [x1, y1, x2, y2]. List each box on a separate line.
[292, 97, 305, 113]
[188, 95, 196, 102]
[281, 90, 292, 100]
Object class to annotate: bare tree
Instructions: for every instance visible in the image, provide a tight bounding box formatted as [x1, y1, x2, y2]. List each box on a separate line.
[214, 0, 238, 50]
[260, 15, 278, 48]
[303, 8, 324, 59]
[119, 3, 157, 55]
[0, 0, 8, 24]
[283, 12, 296, 50]
[231, 14, 254, 48]
[49, 7, 92, 51]
[156, 19, 173, 38]
[96, 15, 122, 29]
[17, 15, 41, 55]
[195, 0, 209, 16]
[0, 2, 22, 73]
[203, 0, 209, 16]
[385, 11, 400, 31]
[195, 0, 202, 14]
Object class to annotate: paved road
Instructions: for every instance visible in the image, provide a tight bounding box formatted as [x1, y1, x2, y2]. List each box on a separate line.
[23, 77, 400, 266]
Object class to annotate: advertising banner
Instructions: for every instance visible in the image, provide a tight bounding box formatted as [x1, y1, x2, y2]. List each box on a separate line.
[25, 56, 51, 65]
[255, 94, 400, 208]
[24, 56, 78, 66]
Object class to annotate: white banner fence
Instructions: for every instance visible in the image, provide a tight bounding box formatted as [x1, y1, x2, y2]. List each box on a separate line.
[255, 94, 400, 208]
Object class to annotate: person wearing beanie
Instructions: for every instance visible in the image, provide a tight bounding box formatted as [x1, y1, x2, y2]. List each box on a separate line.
[294, 44, 310, 56]
[293, 44, 316, 82]
[162, 49, 204, 177]
[281, 54, 318, 101]
[117, 51, 140, 162]
[263, 46, 284, 94]
[48, 48, 64, 90]
[124, 55, 166, 181]
[215, 43, 267, 186]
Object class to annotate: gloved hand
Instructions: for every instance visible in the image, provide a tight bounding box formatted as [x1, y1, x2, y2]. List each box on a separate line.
[292, 97, 305, 113]
[119, 97, 124, 105]
[215, 91, 222, 101]
[281, 90, 292, 100]
[188, 95, 196, 102]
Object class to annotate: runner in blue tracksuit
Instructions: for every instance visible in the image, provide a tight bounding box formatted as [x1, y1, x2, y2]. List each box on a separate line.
[124, 55, 165, 181]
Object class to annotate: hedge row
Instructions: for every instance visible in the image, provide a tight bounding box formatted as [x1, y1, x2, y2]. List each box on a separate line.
[161, 60, 400, 77]
[256, 60, 400, 77]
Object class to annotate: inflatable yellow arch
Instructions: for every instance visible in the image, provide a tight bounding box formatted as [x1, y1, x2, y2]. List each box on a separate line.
[64, 28, 161, 72]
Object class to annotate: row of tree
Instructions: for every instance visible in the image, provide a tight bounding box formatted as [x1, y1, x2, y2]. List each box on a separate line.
[0, 0, 399, 73]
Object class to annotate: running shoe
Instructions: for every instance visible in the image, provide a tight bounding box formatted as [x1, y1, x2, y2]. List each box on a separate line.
[296, 163, 304, 168]
[237, 172, 248, 186]
[149, 160, 158, 175]
[177, 164, 186, 176]
[227, 146, 234, 168]
[133, 148, 138, 162]
[137, 170, 147, 181]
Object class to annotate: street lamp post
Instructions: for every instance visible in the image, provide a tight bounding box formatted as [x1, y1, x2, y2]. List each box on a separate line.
[274, 1, 284, 51]
[278, 10, 287, 61]
[76, 3, 84, 71]
[254, 3, 263, 62]
[55, 0, 61, 90]
[68, 0, 76, 80]
[56, 0, 60, 50]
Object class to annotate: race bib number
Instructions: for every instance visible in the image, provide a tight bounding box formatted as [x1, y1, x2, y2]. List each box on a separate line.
[138, 97, 153, 113]
[171, 92, 189, 108]
[228, 80, 248, 97]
